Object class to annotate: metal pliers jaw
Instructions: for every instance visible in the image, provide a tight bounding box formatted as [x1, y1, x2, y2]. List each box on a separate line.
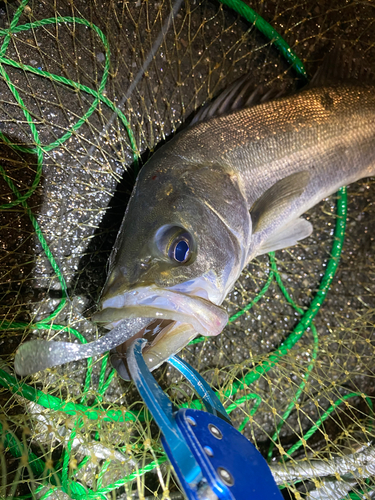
[127, 338, 283, 500]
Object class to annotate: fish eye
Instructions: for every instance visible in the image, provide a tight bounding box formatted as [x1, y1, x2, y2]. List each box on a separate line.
[154, 225, 195, 264]
[169, 236, 190, 263]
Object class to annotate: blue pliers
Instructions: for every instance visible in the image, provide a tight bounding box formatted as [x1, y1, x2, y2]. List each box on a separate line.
[127, 338, 283, 500]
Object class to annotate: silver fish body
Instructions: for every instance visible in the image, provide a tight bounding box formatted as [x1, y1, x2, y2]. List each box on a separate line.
[94, 82, 375, 375]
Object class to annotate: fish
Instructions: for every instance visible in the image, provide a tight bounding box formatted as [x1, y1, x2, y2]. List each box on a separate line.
[92, 48, 375, 379]
[14, 48, 375, 379]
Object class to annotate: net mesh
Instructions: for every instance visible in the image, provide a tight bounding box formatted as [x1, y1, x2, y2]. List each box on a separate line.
[0, 0, 374, 499]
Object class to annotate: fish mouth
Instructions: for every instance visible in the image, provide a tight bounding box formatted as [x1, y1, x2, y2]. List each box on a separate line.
[14, 285, 226, 378]
[92, 285, 228, 378]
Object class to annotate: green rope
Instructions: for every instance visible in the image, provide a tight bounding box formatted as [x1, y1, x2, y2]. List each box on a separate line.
[0, 369, 139, 423]
[218, 0, 308, 80]
[226, 393, 263, 432]
[0, 422, 45, 477]
[284, 393, 374, 458]
[0, 16, 137, 210]
[266, 254, 319, 461]
[0, 0, 29, 57]
[0, 7, 139, 454]
[1, 420, 164, 500]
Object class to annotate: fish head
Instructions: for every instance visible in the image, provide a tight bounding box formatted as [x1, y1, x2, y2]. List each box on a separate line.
[93, 148, 251, 372]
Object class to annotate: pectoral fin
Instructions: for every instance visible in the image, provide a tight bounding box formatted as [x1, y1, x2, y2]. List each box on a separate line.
[254, 217, 313, 256]
[249, 171, 312, 257]
[250, 171, 310, 234]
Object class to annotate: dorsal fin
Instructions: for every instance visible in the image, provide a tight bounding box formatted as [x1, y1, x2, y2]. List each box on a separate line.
[309, 44, 372, 88]
[191, 45, 373, 126]
[190, 76, 288, 126]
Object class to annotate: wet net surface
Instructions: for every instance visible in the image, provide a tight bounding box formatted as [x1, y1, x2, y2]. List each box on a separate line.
[0, 0, 374, 498]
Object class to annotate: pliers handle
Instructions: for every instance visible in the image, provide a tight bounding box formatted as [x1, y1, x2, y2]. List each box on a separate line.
[127, 338, 283, 500]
